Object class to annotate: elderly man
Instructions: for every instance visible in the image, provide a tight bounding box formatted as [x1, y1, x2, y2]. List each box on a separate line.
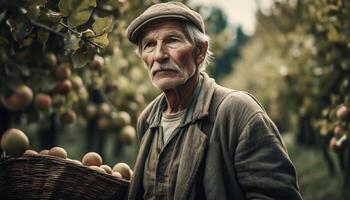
[125, 1, 302, 200]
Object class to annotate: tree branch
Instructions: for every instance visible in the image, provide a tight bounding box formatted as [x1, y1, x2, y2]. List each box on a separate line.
[59, 22, 82, 37]
[29, 19, 103, 50]
[29, 20, 65, 38]
[59, 22, 103, 49]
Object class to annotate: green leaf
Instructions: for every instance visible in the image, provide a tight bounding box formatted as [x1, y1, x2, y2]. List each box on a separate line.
[93, 33, 109, 48]
[59, 0, 96, 27]
[67, 9, 93, 28]
[38, 9, 63, 26]
[92, 17, 114, 35]
[58, 0, 80, 16]
[71, 48, 94, 68]
[55, 19, 64, 31]
[26, 5, 41, 20]
[58, 0, 96, 16]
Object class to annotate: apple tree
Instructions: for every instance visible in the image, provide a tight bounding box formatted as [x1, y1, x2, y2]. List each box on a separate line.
[0, 0, 154, 157]
[221, 0, 350, 191]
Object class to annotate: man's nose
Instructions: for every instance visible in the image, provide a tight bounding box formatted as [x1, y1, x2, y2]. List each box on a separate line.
[154, 41, 169, 63]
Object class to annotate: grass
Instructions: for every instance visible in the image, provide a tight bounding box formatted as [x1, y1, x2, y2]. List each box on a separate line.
[283, 134, 346, 200]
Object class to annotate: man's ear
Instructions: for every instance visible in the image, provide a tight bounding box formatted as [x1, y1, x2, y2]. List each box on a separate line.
[195, 41, 208, 66]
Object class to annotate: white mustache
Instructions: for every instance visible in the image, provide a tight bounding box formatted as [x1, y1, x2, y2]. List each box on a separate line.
[151, 62, 181, 76]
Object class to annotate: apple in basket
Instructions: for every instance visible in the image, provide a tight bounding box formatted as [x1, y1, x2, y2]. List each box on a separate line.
[24, 149, 39, 155]
[48, 146, 68, 159]
[113, 163, 133, 180]
[89, 166, 107, 174]
[82, 152, 103, 166]
[100, 165, 113, 174]
[1, 128, 29, 157]
[39, 149, 49, 155]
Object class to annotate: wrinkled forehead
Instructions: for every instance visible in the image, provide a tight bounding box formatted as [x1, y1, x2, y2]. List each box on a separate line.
[138, 19, 189, 44]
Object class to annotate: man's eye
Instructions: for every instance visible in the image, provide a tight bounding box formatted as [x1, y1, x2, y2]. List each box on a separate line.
[167, 37, 179, 43]
[143, 42, 155, 49]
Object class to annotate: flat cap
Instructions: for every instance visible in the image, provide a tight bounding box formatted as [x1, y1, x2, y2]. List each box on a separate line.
[126, 1, 205, 44]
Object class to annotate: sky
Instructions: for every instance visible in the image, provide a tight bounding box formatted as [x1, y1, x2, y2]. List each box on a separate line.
[189, 0, 274, 35]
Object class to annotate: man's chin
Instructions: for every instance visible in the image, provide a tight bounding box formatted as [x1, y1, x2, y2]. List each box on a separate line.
[152, 79, 185, 91]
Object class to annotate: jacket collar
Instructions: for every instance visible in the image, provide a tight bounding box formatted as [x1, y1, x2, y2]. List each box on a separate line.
[146, 72, 217, 129]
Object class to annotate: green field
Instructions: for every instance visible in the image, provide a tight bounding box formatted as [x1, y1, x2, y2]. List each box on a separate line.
[284, 134, 346, 200]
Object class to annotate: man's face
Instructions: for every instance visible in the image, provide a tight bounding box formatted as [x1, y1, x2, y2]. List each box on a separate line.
[139, 21, 198, 90]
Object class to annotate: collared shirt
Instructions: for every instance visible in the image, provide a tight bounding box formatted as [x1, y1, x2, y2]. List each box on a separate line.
[142, 77, 203, 200]
[161, 109, 186, 143]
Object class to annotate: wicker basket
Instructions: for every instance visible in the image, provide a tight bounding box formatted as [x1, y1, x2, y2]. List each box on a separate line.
[0, 155, 129, 200]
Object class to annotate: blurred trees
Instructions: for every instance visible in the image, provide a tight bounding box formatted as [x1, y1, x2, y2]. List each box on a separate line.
[197, 5, 246, 79]
[221, 0, 350, 194]
[209, 26, 249, 79]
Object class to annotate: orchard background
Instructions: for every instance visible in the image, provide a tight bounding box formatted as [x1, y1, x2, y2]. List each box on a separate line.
[0, 0, 349, 199]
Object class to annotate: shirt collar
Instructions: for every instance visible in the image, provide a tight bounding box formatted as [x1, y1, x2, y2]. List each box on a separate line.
[146, 72, 217, 128]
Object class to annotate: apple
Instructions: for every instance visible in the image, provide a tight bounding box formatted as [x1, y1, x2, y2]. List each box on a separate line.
[59, 109, 76, 125]
[71, 76, 84, 89]
[82, 152, 103, 166]
[89, 166, 106, 173]
[100, 165, 113, 174]
[89, 55, 104, 70]
[98, 103, 111, 116]
[34, 94, 52, 110]
[1, 85, 33, 111]
[56, 64, 71, 80]
[48, 146, 67, 159]
[39, 149, 49, 155]
[111, 111, 131, 127]
[112, 171, 123, 179]
[56, 80, 72, 94]
[336, 105, 350, 121]
[43, 52, 58, 68]
[85, 104, 97, 118]
[112, 162, 132, 180]
[1, 94, 21, 110]
[1, 128, 29, 157]
[24, 149, 39, 155]
[120, 125, 136, 144]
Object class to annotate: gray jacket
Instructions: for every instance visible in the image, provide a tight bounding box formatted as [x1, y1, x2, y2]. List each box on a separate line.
[128, 73, 302, 200]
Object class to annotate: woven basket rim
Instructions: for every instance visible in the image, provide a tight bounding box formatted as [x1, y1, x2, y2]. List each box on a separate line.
[0, 154, 130, 186]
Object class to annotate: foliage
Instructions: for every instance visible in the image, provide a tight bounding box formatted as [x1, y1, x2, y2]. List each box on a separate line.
[209, 26, 249, 79]
[221, 0, 350, 190]
[0, 0, 155, 154]
[197, 5, 236, 69]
